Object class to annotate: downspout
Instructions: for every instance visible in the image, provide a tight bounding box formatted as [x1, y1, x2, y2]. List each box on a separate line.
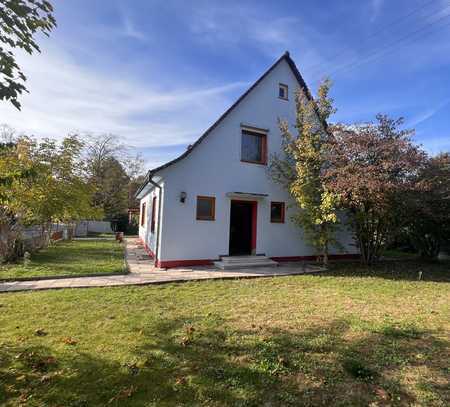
[149, 176, 162, 267]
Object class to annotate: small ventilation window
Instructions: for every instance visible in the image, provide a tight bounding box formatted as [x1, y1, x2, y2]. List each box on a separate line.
[279, 83, 288, 100]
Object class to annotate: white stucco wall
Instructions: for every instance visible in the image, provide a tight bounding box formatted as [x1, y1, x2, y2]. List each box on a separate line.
[144, 59, 357, 262]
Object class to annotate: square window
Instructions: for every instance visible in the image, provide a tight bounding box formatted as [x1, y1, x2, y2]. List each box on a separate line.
[196, 196, 215, 221]
[270, 202, 285, 223]
[241, 130, 267, 164]
[279, 83, 288, 100]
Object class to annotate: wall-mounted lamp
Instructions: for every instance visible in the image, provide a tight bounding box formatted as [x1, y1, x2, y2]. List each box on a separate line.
[180, 191, 187, 203]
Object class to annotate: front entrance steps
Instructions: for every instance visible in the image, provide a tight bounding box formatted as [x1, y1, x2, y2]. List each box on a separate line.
[214, 255, 278, 270]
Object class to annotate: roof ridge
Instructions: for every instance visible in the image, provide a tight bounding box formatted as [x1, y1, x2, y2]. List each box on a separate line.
[136, 52, 313, 197]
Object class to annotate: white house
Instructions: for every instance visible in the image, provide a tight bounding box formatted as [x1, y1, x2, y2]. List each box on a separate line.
[136, 52, 357, 268]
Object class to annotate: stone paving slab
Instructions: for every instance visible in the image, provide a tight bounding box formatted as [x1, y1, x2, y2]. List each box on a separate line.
[0, 238, 324, 293]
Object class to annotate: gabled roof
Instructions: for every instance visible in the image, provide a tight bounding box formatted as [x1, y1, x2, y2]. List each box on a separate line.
[136, 51, 313, 197]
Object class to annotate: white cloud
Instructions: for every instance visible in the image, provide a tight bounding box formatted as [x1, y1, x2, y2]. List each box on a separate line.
[406, 99, 450, 127]
[188, 4, 325, 66]
[415, 133, 450, 155]
[116, 3, 148, 42]
[122, 15, 147, 42]
[0, 46, 248, 167]
[370, 0, 384, 22]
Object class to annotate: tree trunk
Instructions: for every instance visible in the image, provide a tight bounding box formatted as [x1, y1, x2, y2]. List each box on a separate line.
[0, 220, 23, 262]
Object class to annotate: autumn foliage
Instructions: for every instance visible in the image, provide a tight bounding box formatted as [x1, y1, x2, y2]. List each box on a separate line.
[0, 134, 100, 262]
[326, 116, 427, 264]
[271, 80, 448, 265]
[402, 153, 450, 259]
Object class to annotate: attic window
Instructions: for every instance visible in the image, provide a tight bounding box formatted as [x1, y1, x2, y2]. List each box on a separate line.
[279, 83, 288, 100]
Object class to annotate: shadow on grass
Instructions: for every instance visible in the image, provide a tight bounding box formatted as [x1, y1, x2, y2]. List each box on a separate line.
[1, 318, 448, 406]
[317, 259, 450, 283]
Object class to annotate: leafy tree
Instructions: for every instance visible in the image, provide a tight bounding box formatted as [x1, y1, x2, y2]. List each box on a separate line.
[270, 79, 340, 265]
[84, 134, 145, 221]
[0, 0, 56, 109]
[123, 153, 145, 210]
[30, 136, 101, 240]
[326, 116, 426, 264]
[0, 137, 37, 260]
[100, 157, 129, 221]
[0, 133, 100, 262]
[0, 123, 16, 142]
[403, 153, 450, 259]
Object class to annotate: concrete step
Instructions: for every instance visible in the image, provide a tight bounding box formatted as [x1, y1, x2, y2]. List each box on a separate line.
[214, 256, 278, 270]
[220, 255, 270, 263]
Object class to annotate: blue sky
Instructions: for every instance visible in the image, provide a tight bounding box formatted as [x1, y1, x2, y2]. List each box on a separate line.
[1, 0, 449, 169]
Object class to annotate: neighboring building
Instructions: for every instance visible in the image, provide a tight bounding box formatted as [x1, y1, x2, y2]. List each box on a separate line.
[136, 52, 357, 268]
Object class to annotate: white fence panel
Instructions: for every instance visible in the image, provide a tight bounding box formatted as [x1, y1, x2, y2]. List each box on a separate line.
[74, 221, 113, 236]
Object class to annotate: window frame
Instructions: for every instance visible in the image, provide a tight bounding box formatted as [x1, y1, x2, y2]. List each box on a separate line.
[196, 196, 216, 221]
[140, 202, 146, 226]
[279, 83, 288, 100]
[240, 129, 267, 165]
[270, 201, 285, 223]
[150, 196, 157, 232]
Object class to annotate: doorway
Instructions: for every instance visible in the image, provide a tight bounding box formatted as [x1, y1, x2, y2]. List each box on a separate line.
[229, 200, 257, 256]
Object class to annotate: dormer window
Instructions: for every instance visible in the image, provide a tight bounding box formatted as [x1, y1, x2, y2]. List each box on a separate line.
[279, 83, 288, 100]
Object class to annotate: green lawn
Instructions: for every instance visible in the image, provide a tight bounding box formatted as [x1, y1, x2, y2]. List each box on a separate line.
[1, 260, 449, 406]
[0, 239, 125, 280]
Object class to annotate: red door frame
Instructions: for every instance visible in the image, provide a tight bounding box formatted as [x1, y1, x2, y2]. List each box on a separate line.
[230, 200, 257, 255]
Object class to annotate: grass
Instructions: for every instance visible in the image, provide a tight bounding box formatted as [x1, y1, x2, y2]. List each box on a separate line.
[383, 249, 418, 259]
[86, 232, 116, 238]
[0, 260, 449, 406]
[0, 239, 125, 280]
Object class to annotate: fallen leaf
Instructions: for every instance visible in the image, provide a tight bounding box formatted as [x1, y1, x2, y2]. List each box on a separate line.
[62, 337, 78, 345]
[175, 376, 187, 386]
[108, 385, 137, 404]
[374, 386, 389, 401]
[40, 374, 51, 384]
[180, 336, 191, 347]
[124, 362, 140, 376]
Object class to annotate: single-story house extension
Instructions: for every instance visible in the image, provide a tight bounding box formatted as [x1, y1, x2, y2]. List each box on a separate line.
[136, 51, 357, 268]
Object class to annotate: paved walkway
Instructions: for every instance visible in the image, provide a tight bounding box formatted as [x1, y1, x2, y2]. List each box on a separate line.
[0, 238, 323, 293]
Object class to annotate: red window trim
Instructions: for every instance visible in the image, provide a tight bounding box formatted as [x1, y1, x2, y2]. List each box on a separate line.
[241, 130, 267, 165]
[151, 196, 157, 232]
[270, 201, 285, 223]
[196, 196, 216, 221]
[140, 202, 146, 226]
